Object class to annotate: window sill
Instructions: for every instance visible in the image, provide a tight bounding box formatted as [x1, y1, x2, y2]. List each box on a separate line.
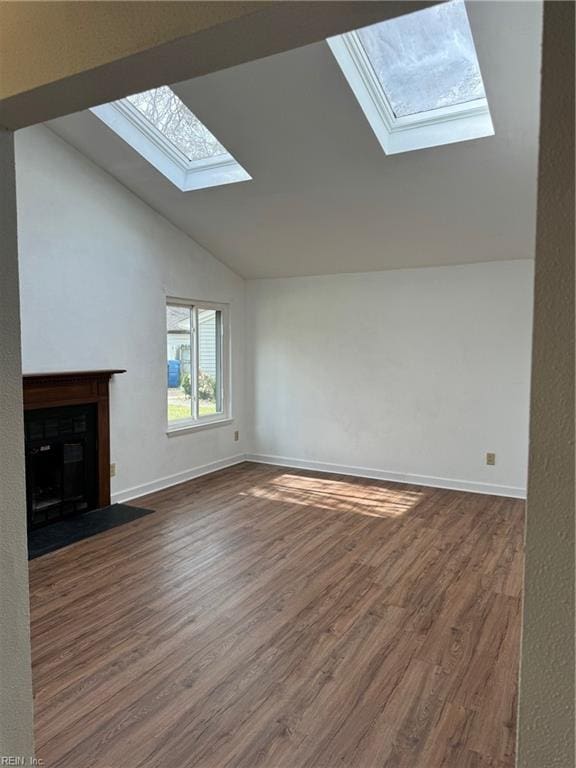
[166, 417, 233, 437]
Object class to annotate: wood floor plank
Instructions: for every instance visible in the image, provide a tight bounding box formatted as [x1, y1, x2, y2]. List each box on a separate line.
[29, 462, 525, 768]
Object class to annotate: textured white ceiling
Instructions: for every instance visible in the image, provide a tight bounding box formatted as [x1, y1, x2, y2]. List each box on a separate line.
[46, 1, 542, 279]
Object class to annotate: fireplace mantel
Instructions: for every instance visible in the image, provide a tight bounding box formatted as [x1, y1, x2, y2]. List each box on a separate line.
[23, 370, 125, 509]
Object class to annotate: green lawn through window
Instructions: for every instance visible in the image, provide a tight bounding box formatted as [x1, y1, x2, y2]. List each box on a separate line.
[168, 402, 217, 421]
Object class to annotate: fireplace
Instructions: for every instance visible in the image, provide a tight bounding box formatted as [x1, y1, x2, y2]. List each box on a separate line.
[23, 370, 125, 530]
[25, 403, 98, 528]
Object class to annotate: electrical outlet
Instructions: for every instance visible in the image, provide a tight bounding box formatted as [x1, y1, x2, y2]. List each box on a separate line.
[234, 430, 240, 442]
[110, 462, 117, 477]
[486, 452, 496, 466]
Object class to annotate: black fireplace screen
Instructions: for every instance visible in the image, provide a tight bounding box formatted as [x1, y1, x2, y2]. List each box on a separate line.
[24, 404, 98, 529]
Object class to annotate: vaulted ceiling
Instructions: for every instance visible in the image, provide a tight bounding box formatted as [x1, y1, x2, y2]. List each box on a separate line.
[46, 1, 542, 279]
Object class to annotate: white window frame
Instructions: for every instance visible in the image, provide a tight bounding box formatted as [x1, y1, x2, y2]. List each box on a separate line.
[326, 31, 494, 155]
[91, 97, 251, 192]
[166, 298, 231, 435]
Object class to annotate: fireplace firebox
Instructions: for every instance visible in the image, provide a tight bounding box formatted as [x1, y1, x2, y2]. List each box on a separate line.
[25, 404, 98, 528]
[23, 370, 125, 530]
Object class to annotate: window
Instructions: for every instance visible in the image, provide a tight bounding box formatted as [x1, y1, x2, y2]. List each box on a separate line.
[91, 86, 251, 192]
[166, 301, 229, 429]
[126, 86, 227, 162]
[327, 0, 493, 154]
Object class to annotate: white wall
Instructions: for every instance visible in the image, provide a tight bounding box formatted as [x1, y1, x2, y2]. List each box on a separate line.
[246, 262, 533, 496]
[16, 125, 246, 500]
[15, 125, 534, 501]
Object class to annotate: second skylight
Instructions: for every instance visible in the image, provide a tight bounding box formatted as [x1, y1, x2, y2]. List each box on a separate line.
[356, 0, 486, 118]
[327, 0, 494, 154]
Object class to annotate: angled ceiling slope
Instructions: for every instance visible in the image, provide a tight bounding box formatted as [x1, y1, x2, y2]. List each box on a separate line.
[45, 1, 542, 279]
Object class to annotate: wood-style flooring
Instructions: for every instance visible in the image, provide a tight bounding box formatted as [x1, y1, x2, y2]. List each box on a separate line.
[29, 462, 525, 768]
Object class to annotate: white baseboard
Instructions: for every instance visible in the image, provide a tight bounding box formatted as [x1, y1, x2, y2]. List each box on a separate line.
[111, 454, 247, 504]
[111, 452, 526, 504]
[245, 453, 526, 499]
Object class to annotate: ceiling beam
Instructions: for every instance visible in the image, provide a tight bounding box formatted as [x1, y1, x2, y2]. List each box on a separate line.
[0, 1, 438, 130]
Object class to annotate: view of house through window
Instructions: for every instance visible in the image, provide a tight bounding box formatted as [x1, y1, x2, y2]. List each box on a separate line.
[166, 302, 226, 425]
[197, 308, 222, 416]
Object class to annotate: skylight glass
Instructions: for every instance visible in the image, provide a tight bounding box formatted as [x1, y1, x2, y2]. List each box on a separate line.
[126, 86, 227, 162]
[326, 0, 493, 154]
[90, 85, 251, 191]
[356, 0, 485, 117]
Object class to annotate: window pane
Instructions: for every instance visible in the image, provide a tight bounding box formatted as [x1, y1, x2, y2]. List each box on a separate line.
[126, 86, 227, 162]
[197, 309, 222, 417]
[357, 0, 485, 117]
[167, 306, 192, 422]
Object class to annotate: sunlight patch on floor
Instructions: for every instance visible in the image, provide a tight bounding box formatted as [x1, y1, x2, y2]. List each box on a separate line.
[244, 473, 423, 518]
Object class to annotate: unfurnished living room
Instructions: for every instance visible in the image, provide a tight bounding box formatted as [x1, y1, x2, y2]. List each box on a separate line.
[0, 2, 574, 768]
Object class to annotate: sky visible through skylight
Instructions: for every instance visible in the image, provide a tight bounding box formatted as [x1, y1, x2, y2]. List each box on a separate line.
[357, 0, 485, 118]
[126, 86, 227, 162]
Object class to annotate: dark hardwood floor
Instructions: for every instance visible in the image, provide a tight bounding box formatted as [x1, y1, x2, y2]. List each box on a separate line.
[29, 462, 525, 768]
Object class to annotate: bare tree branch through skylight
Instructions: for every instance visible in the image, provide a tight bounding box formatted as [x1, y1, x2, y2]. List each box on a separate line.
[126, 86, 227, 162]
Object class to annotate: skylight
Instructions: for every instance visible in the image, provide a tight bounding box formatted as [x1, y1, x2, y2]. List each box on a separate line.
[90, 86, 251, 192]
[356, 1, 485, 117]
[327, 0, 493, 154]
[126, 86, 227, 162]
